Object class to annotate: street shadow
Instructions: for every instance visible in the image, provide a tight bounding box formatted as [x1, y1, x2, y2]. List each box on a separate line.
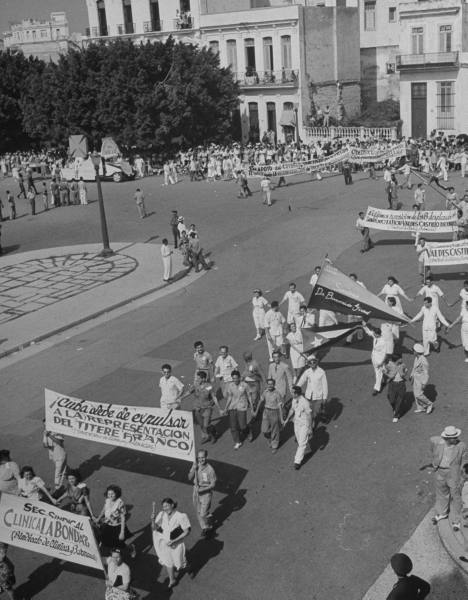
[0, 338, 8, 346]
[144, 235, 160, 243]
[399, 391, 415, 418]
[211, 487, 247, 531]
[426, 570, 468, 598]
[169, 267, 191, 283]
[424, 383, 438, 404]
[187, 536, 224, 579]
[321, 358, 371, 370]
[321, 396, 344, 424]
[100, 448, 247, 495]
[77, 453, 104, 480]
[302, 425, 329, 467]
[432, 272, 468, 281]
[373, 238, 415, 246]
[0, 244, 20, 254]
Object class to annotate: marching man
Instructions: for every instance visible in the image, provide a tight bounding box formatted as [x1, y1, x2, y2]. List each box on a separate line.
[362, 323, 388, 395]
[410, 297, 450, 355]
[284, 385, 312, 471]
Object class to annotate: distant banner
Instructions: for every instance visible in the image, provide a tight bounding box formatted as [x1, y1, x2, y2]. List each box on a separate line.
[0, 494, 103, 571]
[100, 136, 121, 159]
[362, 207, 457, 233]
[249, 142, 406, 177]
[424, 240, 468, 266]
[45, 389, 195, 462]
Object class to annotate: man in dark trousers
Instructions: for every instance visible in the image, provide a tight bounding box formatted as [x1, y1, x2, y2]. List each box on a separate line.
[386, 553, 430, 599]
[170, 210, 180, 248]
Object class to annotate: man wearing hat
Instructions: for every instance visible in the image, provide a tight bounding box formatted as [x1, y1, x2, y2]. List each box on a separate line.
[386, 553, 430, 599]
[297, 355, 328, 430]
[410, 343, 432, 414]
[430, 426, 467, 529]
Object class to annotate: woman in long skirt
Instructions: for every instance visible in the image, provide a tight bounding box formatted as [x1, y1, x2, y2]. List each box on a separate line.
[286, 322, 306, 378]
[252, 289, 269, 341]
[161, 239, 173, 282]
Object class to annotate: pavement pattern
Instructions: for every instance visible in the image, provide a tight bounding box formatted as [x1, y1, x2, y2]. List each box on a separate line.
[0, 252, 137, 324]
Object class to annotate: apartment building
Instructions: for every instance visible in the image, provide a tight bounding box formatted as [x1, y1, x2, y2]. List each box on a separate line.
[83, 0, 361, 143]
[359, 0, 400, 105]
[397, 0, 468, 138]
[2, 12, 78, 62]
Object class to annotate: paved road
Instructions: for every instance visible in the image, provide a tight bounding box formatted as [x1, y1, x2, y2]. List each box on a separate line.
[0, 171, 466, 600]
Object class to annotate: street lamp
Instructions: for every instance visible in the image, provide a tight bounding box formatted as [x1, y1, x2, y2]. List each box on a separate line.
[90, 151, 114, 257]
[293, 103, 300, 144]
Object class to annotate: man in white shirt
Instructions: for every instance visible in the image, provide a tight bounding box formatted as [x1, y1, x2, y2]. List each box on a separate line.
[410, 297, 450, 355]
[413, 183, 426, 210]
[284, 385, 312, 470]
[264, 301, 286, 360]
[159, 364, 184, 410]
[309, 265, 321, 288]
[297, 355, 328, 429]
[386, 296, 404, 343]
[362, 324, 388, 394]
[214, 346, 238, 399]
[280, 282, 305, 324]
[417, 277, 447, 310]
[450, 280, 468, 308]
[260, 175, 272, 206]
[415, 237, 430, 280]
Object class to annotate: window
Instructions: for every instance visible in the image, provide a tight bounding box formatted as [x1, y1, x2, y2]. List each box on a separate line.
[248, 102, 259, 143]
[411, 27, 424, 54]
[437, 81, 454, 128]
[267, 102, 277, 136]
[439, 25, 452, 52]
[389, 7, 396, 22]
[209, 40, 219, 55]
[97, 0, 108, 36]
[32, 30, 36, 39]
[245, 38, 256, 72]
[150, 0, 161, 32]
[180, 0, 190, 11]
[122, 0, 134, 33]
[263, 37, 274, 73]
[226, 39, 238, 73]
[41, 29, 48, 38]
[364, 1, 376, 31]
[386, 62, 395, 74]
[281, 35, 291, 70]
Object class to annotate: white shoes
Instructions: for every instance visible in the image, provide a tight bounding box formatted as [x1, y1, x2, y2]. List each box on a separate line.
[392, 417, 399, 423]
[254, 335, 261, 341]
[234, 442, 242, 450]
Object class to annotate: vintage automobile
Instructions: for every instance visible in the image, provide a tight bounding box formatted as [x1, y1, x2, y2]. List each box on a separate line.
[60, 158, 135, 183]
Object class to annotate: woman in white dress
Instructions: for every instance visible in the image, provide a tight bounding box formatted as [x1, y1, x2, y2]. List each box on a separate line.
[161, 239, 173, 282]
[286, 322, 306, 378]
[152, 498, 191, 589]
[252, 289, 269, 341]
[378, 276, 413, 313]
[448, 299, 468, 362]
[78, 177, 88, 205]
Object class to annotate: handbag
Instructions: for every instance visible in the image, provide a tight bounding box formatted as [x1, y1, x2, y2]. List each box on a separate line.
[169, 525, 183, 541]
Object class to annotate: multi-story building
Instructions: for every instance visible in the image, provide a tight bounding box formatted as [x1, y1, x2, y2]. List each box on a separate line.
[83, 0, 361, 143]
[397, 0, 467, 138]
[2, 12, 79, 62]
[359, 0, 400, 105]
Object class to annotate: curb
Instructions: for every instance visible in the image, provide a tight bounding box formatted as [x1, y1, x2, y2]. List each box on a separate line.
[0, 273, 193, 361]
[437, 516, 468, 575]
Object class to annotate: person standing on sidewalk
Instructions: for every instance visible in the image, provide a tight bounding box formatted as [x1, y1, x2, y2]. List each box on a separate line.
[260, 174, 272, 206]
[188, 450, 217, 538]
[430, 426, 467, 530]
[161, 239, 173, 282]
[6, 191, 15, 220]
[410, 343, 433, 415]
[386, 553, 430, 600]
[170, 210, 180, 248]
[27, 186, 36, 216]
[284, 386, 312, 470]
[134, 188, 147, 219]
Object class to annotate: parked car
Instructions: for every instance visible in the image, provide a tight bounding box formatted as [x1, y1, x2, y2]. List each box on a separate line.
[60, 158, 135, 183]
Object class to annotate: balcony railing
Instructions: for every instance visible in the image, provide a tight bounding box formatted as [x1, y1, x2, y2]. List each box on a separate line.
[235, 69, 299, 88]
[143, 20, 162, 33]
[396, 51, 459, 69]
[172, 15, 193, 30]
[117, 22, 135, 35]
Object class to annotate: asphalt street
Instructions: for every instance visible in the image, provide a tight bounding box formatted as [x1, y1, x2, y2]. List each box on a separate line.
[0, 169, 466, 600]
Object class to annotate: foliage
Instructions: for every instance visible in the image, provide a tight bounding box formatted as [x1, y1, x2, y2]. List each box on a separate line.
[0, 50, 41, 152]
[17, 38, 239, 155]
[348, 99, 401, 128]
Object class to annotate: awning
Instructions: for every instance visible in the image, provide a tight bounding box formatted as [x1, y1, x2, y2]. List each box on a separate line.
[279, 109, 296, 127]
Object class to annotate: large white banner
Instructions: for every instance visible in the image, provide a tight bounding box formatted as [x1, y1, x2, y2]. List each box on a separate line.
[425, 239, 468, 266]
[362, 207, 457, 233]
[45, 389, 195, 462]
[0, 494, 103, 570]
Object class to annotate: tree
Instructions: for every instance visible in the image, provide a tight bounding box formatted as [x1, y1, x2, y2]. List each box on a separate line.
[20, 38, 240, 155]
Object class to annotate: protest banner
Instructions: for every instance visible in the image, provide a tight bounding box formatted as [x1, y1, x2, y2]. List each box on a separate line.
[424, 239, 468, 266]
[301, 323, 362, 354]
[45, 389, 195, 462]
[308, 259, 409, 322]
[0, 494, 103, 570]
[361, 207, 457, 233]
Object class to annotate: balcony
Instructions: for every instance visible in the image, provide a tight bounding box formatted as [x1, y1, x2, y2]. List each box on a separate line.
[396, 51, 459, 70]
[117, 22, 135, 35]
[143, 20, 162, 33]
[172, 15, 193, 30]
[235, 69, 299, 88]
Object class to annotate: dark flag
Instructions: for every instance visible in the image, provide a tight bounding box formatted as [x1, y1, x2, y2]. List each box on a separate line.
[308, 260, 409, 323]
[301, 323, 362, 355]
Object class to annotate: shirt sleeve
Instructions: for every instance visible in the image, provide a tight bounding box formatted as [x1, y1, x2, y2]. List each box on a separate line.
[178, 512, 191, 530]
[321, 372, 328, 399]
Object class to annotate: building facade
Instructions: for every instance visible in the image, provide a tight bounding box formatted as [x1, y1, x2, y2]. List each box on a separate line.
[83, 0, 361, 143]
[397, 0, 468, 138]
[2, 12, 78, 62]
[359, 0, 400, 105]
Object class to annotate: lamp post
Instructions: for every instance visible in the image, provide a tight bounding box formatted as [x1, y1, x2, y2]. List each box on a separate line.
[90, 151, 113, 257]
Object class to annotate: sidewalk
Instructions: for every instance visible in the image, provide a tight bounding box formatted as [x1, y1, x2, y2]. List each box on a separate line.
[0, 242, 203, 359]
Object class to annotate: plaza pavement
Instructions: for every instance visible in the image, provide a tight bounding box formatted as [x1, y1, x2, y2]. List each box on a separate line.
[0, 170, 467, 599]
